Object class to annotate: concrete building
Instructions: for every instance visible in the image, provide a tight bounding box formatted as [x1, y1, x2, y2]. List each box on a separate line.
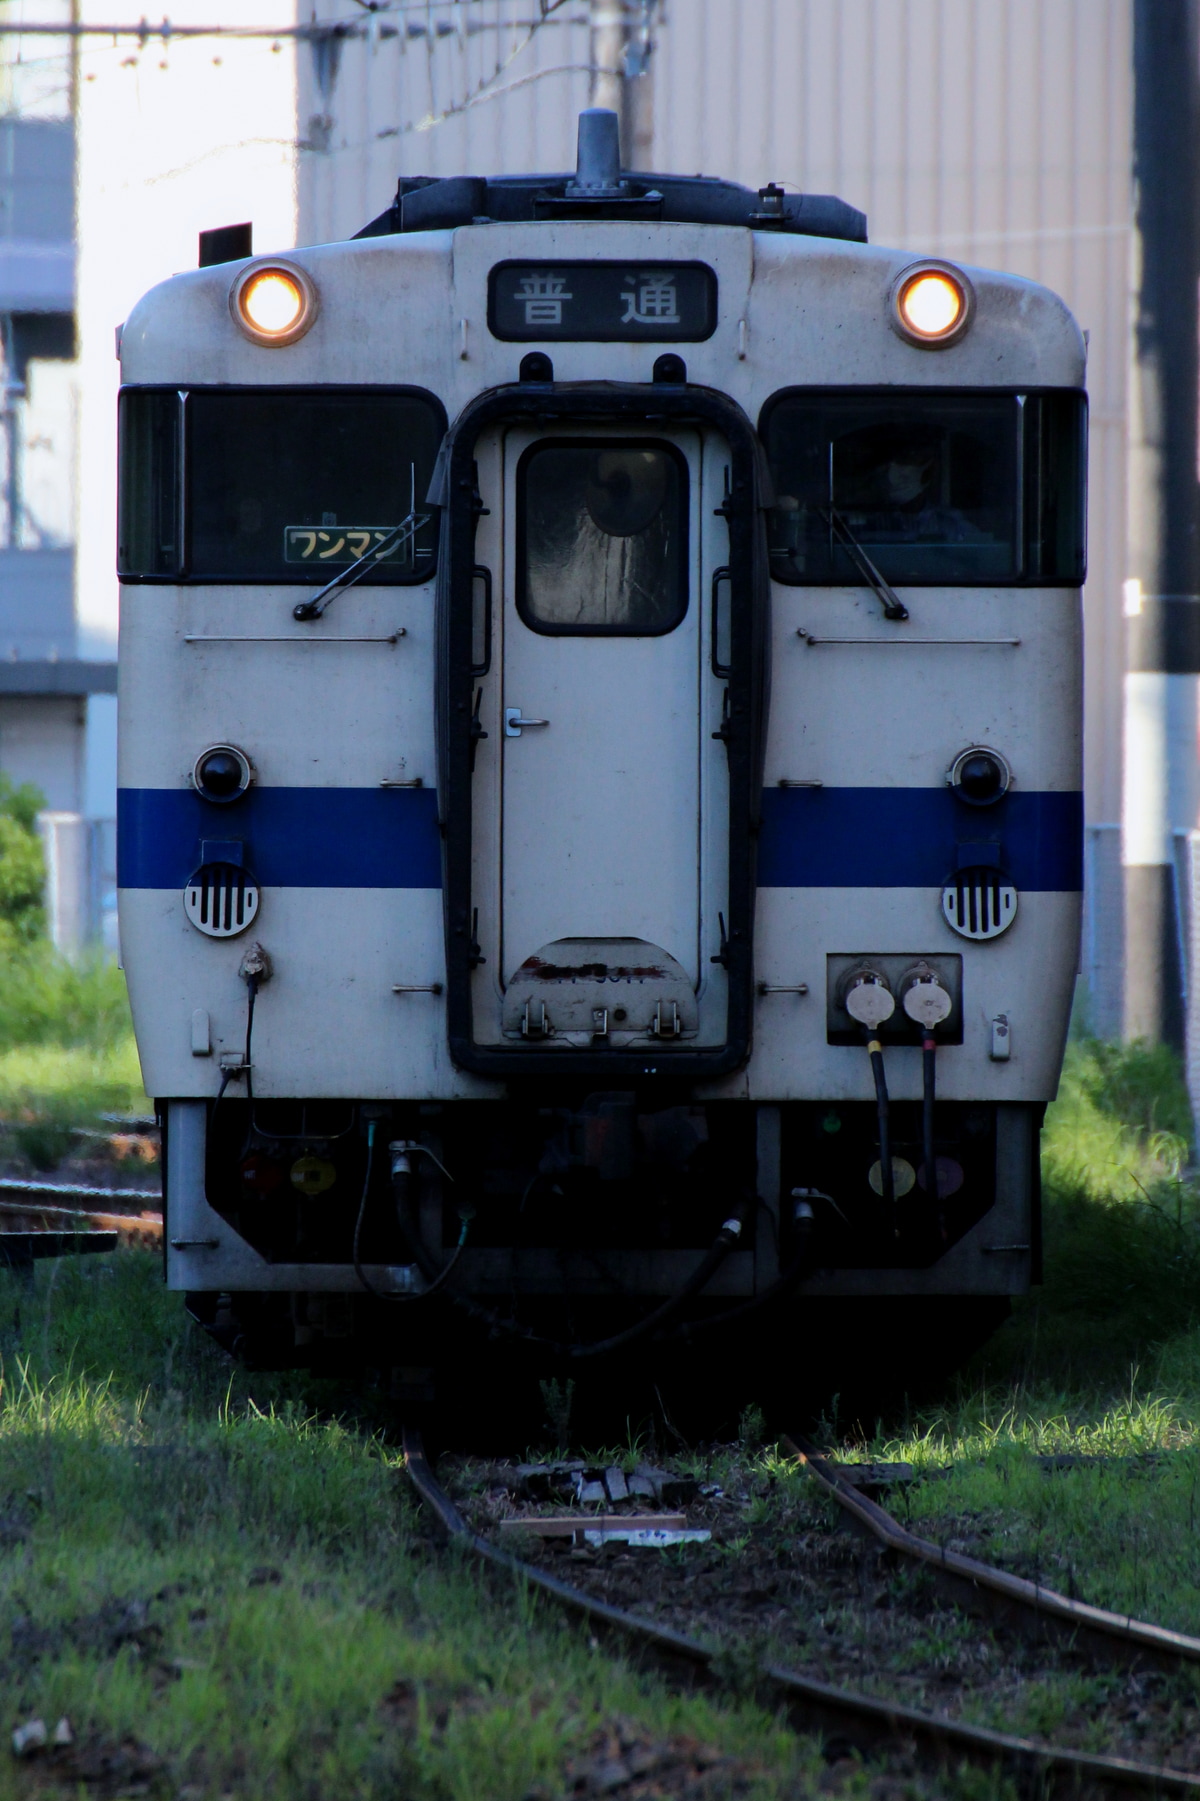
[0, 11, 119, 948]
[3, 0, 298, 945]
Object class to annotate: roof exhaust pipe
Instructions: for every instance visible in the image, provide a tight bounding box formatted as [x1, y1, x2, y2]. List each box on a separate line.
[568, 107, 624, 195]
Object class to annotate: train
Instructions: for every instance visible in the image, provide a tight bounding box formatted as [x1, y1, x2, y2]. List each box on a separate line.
[116, 108, 1085, 1423]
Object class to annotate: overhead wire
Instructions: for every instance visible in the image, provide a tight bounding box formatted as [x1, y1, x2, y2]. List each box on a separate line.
[6, 0, 596, 165]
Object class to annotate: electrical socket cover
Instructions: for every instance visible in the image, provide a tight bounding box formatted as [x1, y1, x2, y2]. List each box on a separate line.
[826, 952, 963, 1045]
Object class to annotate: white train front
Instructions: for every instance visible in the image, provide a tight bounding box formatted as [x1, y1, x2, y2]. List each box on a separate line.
[115, 111, 1085, 1390]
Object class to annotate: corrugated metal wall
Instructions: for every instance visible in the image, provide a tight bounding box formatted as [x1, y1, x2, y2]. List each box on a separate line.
[653, 0, 1131, 830]
[297, 4, 593, 244]
[299, 0, 1132, 826]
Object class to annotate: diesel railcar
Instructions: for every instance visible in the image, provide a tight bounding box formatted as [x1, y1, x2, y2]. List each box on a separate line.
[116, 110, 1085, 1406]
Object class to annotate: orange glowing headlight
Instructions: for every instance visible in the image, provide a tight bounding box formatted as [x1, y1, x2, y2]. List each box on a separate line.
[891, 263, 972, 347]
[230, 261, 317, 346]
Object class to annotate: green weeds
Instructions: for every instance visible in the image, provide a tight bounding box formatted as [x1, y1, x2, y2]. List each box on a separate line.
[819, 1034, 1200, 1645]
[8, 1030, 1200, 1792]
[0, 1258, 829, 1799]
[946, 1036, 1200, 1387]
[0, 948, 148, 1162]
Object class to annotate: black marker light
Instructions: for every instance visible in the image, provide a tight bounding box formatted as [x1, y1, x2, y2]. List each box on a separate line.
[948, 745, 1011, 807]
[193, 744, 253, 804]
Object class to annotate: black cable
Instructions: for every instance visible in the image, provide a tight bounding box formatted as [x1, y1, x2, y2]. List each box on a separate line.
[867, 1033, 896, 1224]
[352, 1118, 385, 1298]
[243, 975, 259, 1104]
[354, 1128, 473, 1302]
[923, 1033, 944, 1239]
[211, 969, 260, 1143]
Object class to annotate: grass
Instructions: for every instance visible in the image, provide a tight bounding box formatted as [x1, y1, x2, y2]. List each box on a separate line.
[811, 1032, 1200, 1678]
[7, 1012, 1200, 1790]
[0, 1258, 848, 1800]
[0, 948, 149, 1164]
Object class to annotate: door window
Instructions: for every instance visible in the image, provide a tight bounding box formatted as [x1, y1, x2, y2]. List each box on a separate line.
[516, 439, 688, 634]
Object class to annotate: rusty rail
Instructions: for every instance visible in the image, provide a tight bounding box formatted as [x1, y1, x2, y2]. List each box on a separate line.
[402, 1428, 1200, 1798]
[0, 1198, 162, 1249]
[785, 1434, 1200, 1676]
[0, 1179, 159, 1204]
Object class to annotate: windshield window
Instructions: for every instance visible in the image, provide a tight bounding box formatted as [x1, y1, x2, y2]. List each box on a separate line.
[119, 387, 444, 582]
[517, 440, 688, 635]
[760, 389, 1085, 586]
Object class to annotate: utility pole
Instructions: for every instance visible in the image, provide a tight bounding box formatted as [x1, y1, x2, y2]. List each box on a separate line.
[1123, 0, 1200, 1049]
[589, 0, 656, 169]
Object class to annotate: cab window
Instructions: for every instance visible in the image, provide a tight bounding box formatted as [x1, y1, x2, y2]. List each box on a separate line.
[118, 387, 444, 582]
[760, 389, 1085, 586]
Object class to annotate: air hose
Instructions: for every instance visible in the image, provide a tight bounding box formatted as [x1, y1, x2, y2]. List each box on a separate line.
[560, 1205, 750, 1359]
[390, 1147, 753, 1360]
[211, 944, 270, 1127]
[674, 1198, 815, 1338]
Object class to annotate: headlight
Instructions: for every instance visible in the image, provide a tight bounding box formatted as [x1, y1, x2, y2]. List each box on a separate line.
[891, 262, 972, 348]
[230, 261, 317, 347]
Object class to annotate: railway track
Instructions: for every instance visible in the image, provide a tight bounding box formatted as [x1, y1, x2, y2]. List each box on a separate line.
[0, 1196, 162, 1266]
[403, 1428, 1200, 1798]
[785, 1434, 1200, 1676]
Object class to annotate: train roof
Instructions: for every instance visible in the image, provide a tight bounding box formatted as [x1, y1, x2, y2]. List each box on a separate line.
[354, 106, 867, 246]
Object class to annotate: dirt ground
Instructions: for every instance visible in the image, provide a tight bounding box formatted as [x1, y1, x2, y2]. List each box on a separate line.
[441, 1449, 1200, 1775]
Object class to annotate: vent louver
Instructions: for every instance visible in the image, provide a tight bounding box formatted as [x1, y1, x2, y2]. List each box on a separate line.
[941, 868, 1017, 941]
[184, 862, 260, 938]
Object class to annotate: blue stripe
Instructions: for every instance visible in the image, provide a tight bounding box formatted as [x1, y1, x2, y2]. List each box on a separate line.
[117, 785, 1083, 893]
[117, 786, 442, 889]
[757, 787, 1083, 890]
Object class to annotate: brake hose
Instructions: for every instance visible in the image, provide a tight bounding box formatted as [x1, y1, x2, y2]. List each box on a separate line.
[561, 1205, 750, 1359]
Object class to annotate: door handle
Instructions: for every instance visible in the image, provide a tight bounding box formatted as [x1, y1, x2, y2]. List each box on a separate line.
[505, 708, 550, 737]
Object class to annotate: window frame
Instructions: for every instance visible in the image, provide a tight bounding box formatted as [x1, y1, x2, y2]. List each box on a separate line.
[117, 383, 448, 586]
[514, 435, 691, 637]
[757, 385, 1087, 589]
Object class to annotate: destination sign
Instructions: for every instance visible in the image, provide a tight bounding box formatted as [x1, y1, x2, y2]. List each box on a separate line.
[488, 260, 717, 343]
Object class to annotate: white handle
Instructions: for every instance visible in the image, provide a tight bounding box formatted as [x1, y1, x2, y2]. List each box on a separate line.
[505, 707, 550, 738]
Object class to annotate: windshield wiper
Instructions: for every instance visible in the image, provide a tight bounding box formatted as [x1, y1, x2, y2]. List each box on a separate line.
[821, 505, 909, 621]
[293, 508, 431, 621]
